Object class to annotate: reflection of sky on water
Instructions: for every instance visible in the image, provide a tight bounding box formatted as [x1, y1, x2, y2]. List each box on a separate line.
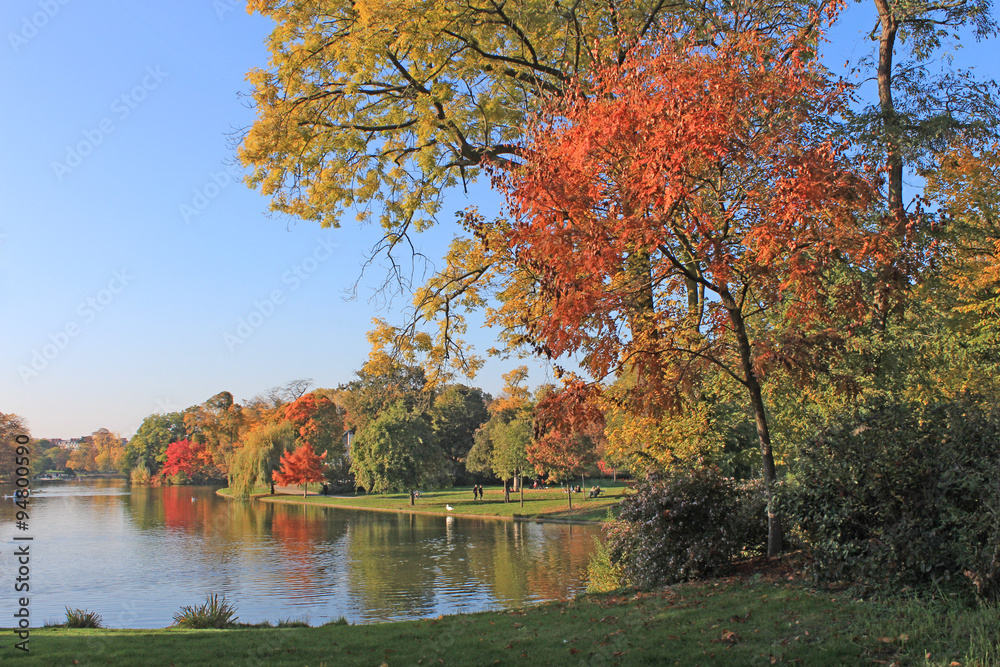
[0, 480, 600, 628]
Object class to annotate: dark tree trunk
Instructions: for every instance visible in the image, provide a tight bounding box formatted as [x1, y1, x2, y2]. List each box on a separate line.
[873, 0, 903, 221]
[723, 290, 783, 558]
[409, 490, 415, 505]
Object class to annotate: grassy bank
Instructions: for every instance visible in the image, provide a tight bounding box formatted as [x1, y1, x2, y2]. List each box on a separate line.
[218, 481, 629, 522]
[7, 573, 997, 666]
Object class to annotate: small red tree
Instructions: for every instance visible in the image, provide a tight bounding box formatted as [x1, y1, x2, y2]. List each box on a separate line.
[272, 443, 327, 497]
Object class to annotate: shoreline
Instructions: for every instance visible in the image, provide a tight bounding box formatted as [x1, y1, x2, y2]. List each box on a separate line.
[216, 487, 612, 526]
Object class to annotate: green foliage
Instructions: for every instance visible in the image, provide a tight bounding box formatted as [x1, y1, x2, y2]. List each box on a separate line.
[350, 400, 448, 494]
[606, 467, 767, 588]
[172, 594, 239, 629]
[64, 607, 103, 628]
[129, 461, 151, 486]
[430, 384, 489, 481]
[781, 396, 1000, 600]
[229, 422, 297, 499]
[585, 538, 624, 594]
[124, 412, 187, 473]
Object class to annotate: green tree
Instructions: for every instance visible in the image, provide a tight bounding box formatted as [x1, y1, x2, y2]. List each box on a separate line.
[124, 412, 187, 474]
[228, 421, 298, 498]
[430, 384, 489, 483]
[350, 400, 447, 505]
[339, 362, 430, 433]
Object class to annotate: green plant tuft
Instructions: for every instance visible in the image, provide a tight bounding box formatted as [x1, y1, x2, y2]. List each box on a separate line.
[323, 616, 350, 626]
[172, 594, 239, 629]
[65, 607, 103, 628]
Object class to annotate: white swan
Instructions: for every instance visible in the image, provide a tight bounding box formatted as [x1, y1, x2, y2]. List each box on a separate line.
[446, 504, 454, 511]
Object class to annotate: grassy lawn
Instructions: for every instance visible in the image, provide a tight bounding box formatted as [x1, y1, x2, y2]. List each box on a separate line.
[219, 481, 629, 522]
[7, 572, 996, 666]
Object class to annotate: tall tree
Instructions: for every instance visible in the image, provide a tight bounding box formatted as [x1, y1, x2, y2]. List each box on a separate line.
[850, 0, 997, 220]
[350, 400, 447, 504]
[491, 32, 906, 556]
[430, 383, 490, 482]
[339, 362, 430, 433]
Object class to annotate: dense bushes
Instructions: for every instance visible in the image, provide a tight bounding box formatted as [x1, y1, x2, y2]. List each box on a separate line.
[781, 397, 1000, 600]
[604, 467, 767, 588]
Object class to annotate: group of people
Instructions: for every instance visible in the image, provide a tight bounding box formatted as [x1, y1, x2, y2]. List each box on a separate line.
[472, 484, 484, 500]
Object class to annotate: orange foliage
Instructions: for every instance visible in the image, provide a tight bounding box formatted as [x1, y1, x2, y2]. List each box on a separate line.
[273, 443, 327, 496]
[487, 32, 901, 409]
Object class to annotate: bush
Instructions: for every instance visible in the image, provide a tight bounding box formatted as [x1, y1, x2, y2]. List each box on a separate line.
[780, 396, 1000, 600]
[605, 466, 767, 588]
[586, 538, 624, 593]
[65, 607, 103, 628]
[172, 594, 239, 628]
[130, 462, 151, 486]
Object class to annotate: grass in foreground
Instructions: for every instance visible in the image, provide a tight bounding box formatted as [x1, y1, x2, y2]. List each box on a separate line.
[7, 573, 997, 666]
[219, 481, 629, 522]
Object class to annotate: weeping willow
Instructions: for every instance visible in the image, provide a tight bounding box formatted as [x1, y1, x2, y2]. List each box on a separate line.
[228, 422, 296, 499]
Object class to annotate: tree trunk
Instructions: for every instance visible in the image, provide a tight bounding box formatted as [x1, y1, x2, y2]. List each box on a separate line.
[581, 474, 586, 501]
[520, 476, 524, 508]
[409, 490, 415, 505]
[303, 483, 308, 498]
[567, 483, 572, 510]
[873, 0, 903, 221]
[723, 291, 783, 558]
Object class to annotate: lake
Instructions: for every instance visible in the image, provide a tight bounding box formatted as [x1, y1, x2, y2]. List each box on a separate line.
[0, 480, 602, 628]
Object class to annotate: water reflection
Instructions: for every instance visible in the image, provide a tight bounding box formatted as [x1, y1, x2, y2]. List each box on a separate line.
[0, 480, 601, 628]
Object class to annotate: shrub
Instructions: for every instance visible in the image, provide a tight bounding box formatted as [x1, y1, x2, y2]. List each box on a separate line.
[130, 462, 151, 486]
[586, 538, 624, 593]
[780, 396, 1000, 600]
[65, 607, 103, 628]
[605, 466, 767, 588]
[172, 594, 239, 628]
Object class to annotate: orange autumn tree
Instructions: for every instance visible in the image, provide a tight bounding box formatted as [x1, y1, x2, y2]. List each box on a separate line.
[273, 443, 327, 498]
[488, 31, 909, 557]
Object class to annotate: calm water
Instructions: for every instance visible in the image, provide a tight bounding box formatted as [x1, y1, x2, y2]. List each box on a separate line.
[0, 480, 601, 628]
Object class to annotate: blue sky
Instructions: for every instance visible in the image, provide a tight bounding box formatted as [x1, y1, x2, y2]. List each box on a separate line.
[1, 1, 996, 439]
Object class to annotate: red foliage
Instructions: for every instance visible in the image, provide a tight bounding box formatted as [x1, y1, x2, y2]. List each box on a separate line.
[272, 443, 327, 496]
[283, 393, 343, 453]
[160, 439, 212, 479]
